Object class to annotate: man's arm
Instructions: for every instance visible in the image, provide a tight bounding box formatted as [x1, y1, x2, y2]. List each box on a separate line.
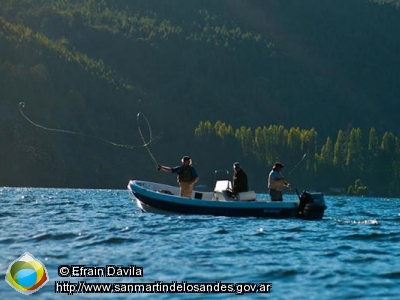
[158, 164, 172, 173]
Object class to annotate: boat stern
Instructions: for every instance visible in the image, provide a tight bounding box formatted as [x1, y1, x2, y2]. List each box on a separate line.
[297, 191, 327, 220]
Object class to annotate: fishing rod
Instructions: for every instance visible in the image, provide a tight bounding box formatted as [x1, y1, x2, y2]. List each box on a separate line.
[275, 154, 307, 200]
[19, 102, 155, 150]
[286, 153, 307, 177]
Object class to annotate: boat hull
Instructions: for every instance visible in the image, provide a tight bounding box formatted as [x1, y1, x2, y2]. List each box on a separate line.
[128, 180, 326, 220]
[134, 194, 298, 218]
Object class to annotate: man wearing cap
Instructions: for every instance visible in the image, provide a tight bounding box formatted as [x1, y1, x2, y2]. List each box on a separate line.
[157, 156, 199, 198]
[268, 162, 290, 201]
[227, 162, 248, 198]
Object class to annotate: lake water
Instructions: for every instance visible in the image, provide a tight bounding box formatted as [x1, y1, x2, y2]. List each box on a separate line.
[0, 186, 399, 299]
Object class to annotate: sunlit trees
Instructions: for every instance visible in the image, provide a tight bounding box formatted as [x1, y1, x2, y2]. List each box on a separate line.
[195, 121, 400, 196]
[346, 127, 364, 180]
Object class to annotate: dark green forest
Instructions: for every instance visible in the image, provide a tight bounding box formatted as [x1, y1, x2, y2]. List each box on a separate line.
[1, 0, 400, 196]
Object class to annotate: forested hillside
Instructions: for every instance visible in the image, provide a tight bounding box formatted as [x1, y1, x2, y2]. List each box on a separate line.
[1, 0, 400, 196]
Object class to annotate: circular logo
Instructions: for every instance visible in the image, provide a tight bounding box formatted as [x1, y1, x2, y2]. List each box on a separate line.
[5, 252, 49, 295]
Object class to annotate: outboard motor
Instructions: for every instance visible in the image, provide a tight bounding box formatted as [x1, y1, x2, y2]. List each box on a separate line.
[297, 190, 327, 220]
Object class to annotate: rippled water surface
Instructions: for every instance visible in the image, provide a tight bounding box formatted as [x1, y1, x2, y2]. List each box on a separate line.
[1, 187, 399, 299]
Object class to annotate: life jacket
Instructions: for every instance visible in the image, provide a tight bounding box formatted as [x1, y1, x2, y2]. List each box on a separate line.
[177, 166, 194, 183]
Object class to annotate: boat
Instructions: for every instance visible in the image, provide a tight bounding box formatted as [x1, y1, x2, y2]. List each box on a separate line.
[127, 178, 327, 220]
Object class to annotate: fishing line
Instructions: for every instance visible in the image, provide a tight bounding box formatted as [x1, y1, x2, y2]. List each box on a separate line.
[19, 102, 154, 150]
[287, 153, 307, 176]
[137, 112, 159, 166]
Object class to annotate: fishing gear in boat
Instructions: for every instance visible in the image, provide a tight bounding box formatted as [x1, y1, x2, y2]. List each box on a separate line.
[18, 102, 154, 150]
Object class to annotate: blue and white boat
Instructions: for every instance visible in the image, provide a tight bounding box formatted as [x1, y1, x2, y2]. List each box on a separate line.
[128, 179, 327, 220]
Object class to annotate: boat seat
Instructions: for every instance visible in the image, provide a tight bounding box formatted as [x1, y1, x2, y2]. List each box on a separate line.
[214, 180, 232, 192]
[213, 180, 234, 200]
[213, 190, 231, 201]
[237, 191, 256, 201]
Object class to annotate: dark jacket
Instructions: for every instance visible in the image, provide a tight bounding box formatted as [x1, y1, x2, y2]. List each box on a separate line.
[232, 169, 248, 194]
[171, 165, 198, 183]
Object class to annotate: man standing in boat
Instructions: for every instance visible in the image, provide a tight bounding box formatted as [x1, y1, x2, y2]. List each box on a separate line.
[157, 156, 199, 198]
[227, 162, 248, 198]
[268, 162, 291, 201]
